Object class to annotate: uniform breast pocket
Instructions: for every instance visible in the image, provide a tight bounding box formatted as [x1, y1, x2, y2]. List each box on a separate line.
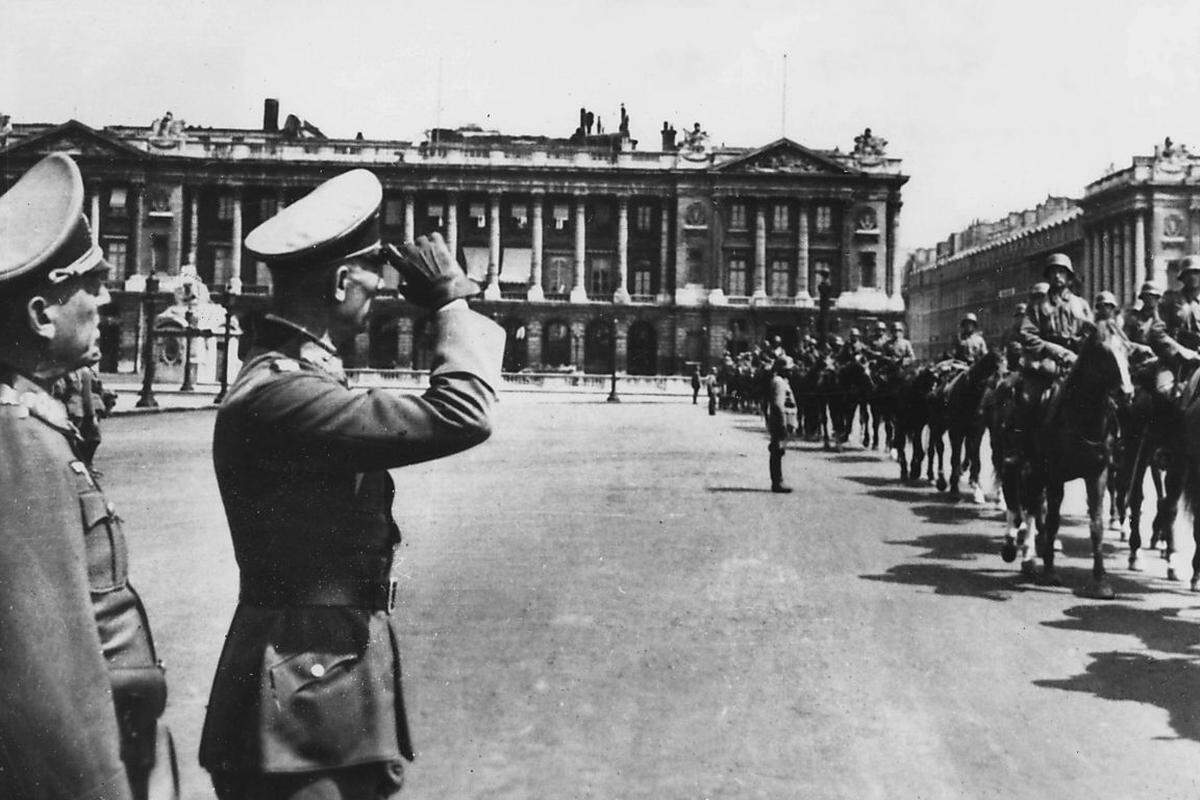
[265, 646, 368, 764]
[78, 490, 128, 592]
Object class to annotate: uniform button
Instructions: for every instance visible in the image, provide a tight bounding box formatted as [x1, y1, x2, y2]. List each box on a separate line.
[310, 663, 326, 678]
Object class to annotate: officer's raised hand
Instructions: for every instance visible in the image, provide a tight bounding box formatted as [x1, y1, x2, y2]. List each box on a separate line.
[386, 232, 480, 309]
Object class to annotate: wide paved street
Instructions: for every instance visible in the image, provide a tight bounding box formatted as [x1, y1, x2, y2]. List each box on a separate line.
[99, 396, 1200, 800]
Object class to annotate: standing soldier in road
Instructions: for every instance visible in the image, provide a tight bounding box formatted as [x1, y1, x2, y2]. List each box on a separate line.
[953, 312, 988, 364]
[703, 365, 720, 415]
[690, 364, 702, 404]
[199, 168, 505, 800]
[766, 355, 798, 493]
[0, 153, 173, 800]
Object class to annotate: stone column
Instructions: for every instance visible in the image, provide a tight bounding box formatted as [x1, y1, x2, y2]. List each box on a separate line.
[484, 191, 502, 300]
[445, 193, 458, 261]
[169, 187, 185, 277]
[1123, 218, 1135, 305]
[751, 205, 767, 302]
[842, 200, 858, 292]
[570, 195, 589, 303]
[614, 196, 630, 303]
[229, 189, 243, 289]
[657, 199, 672, 303]
[89, 186, 101, 245]
[1100, 228, 1112, 294]
[885, 201, 900, 304]
[1135, 211, 1147, 292]
[795, 202, 811, 304]
[187, 190, 200, 268]
[403, 195, 415, 244]
[1190, 201, 1200, 256]
[1082, 228, 1093, 298]
[131, 184, 145, 276]
[528, 193, 544, 301]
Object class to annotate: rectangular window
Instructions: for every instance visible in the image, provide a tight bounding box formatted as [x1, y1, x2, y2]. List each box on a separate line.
[633, 269, 653, 295]
[217, 194, 236, 221]
[729, 203, 746, 229]
[151, 234, 170, 274]
[553, 204, 570, 230]
[592, 204, 611, 226]
[812, 258, 832, 291]
[103, 238, 128, 275]
[512, 204, 529, 229]
[426, 203, 444, 227]
[772, 204, 790, 232]
[859, 251, 878, 288]
[470, 202, 486, 228]
[545, 256, 571, 294]
[727, 257, 747, 296]
[816, 205, 832, 233]
[770, 258, 791, 296]
[213, 245, 232, 280]
[636, 205, 652, 231]
[108, 187, 128, 216]
[588, 256, 613, 295]
[258, 197, 277, 221]
[384, 199, 404, 226]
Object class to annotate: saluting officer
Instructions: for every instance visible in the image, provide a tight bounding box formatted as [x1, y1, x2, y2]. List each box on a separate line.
[199, 168, 504, 800]
[0, 154, 171, 800]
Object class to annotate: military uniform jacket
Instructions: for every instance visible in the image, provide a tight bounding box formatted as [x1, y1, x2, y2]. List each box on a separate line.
[1124, 308, 1186, 360]
[0, 373, 159, 800]
[200, 305, 504, 775]
[1019, 290, 1094, 362]
[953, 332, 988, 363]
[885, 338, 916, 365]
[1162, 293, 1200, 350]
[766, 374, 797, 438]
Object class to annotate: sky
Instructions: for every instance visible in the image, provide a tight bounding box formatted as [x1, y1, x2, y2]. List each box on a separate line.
[5, 0, 1200, 251]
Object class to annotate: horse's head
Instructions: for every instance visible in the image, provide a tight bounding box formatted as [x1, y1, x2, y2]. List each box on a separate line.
[1077, 318, 1134, 401]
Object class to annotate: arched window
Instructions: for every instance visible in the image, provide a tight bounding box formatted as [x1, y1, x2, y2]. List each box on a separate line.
[501, 317, 528, 372]
[627, 321, 658, 375]
[584, 319, 612, 374]
[543, 319, 571, 367]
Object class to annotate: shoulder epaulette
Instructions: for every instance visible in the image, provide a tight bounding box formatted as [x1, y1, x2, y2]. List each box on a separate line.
[270, 358, 301, 373]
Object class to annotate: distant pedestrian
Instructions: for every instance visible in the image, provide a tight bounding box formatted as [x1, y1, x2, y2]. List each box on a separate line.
[690, 365, 701, 404]
[767, 356, 798, 493]
[703, 366, 719, 415]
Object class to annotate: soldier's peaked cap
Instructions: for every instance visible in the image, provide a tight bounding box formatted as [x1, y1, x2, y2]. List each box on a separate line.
[245, 169, 383, 270]
[962, 311, 978, 323]
[1139, 279, 1165, 296]
[1179, 255, 1200, 279]
[1044, 252, 1075, 277]
[0, 153, 107, 290]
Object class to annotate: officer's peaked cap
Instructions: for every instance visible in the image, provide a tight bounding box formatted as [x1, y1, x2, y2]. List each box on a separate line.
[1139, 279, 1164, 297]
[961, 311, 978, 323]
[0, 153, 107, 290]
[1179, 255, 1200, 279]
[1030, 281, 1050, 295]
[1044, 252, 1075, 278]
[245, 169, 383, 271]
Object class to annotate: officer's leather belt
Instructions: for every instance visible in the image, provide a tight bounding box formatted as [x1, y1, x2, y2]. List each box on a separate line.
[239, 576, 398, 613]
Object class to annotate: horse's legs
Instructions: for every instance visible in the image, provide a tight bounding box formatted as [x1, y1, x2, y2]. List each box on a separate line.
[1084, 470, 1115, 598]
[1155, 458, 1184, 581]
[1039, 481, 1063, 586]
[860, 402, 871, 448]
[1127, 456, 1147, 571]
[910, 425, 925, 483]
[932, 427, 947, 491]
[967, 426, 986, 504]
[896, 422, 909, 481]
[947, 426, 964, 498]
[1149, 464, 1167, 550]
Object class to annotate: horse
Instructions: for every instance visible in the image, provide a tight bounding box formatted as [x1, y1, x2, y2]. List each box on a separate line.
[941, 350, 1003, 501]
[893, 364, 938, 483]
[830, 356, 874, 450]
[862, 356, 902, 452]
[996, 319, 1134, 597]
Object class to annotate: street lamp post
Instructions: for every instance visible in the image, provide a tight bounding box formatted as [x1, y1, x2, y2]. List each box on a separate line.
[606, 316, 620, 403]
[180, 308, 197, 391]
[214, 280, 241, 404]
[135, 272, 160, 409]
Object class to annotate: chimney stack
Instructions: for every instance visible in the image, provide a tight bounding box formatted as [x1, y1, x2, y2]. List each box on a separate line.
[263, 98, 280, 132]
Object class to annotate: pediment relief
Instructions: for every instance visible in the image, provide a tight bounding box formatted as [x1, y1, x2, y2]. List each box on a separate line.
[714, 138, 851, 176]
[1, 121, 147, 160]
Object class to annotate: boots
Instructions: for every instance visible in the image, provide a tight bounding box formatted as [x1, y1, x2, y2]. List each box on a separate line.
[769, 443, 791, 493]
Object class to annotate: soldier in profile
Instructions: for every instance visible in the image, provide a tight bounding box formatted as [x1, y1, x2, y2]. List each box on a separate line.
[0, 153, 172, 800]
[200, 167, 504, 800]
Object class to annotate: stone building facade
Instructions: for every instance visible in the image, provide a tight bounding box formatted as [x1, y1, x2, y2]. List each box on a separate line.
[904, 138, 1200, 360]
[0, 102, 907, 375]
